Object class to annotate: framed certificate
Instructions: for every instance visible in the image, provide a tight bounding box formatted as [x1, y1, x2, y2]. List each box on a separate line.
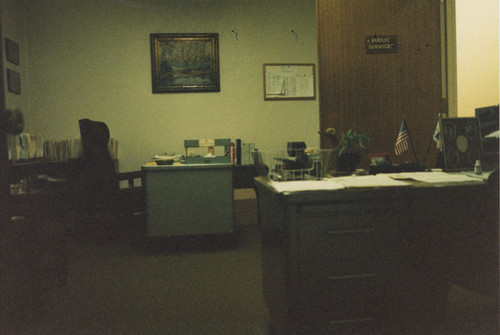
[440, 117, 482, 171]
[263, 63, 315, 100]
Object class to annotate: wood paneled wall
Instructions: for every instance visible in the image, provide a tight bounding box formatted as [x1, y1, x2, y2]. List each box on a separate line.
[317, 0, 442, 166]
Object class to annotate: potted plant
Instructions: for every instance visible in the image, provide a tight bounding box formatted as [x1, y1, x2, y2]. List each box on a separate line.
[335, 129, 370, 173]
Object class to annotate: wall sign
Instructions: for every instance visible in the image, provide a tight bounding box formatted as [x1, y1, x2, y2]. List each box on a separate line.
[365, 35, 398, 54]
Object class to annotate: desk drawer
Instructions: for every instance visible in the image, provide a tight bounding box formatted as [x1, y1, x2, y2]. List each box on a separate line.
[299, 258, 379, 280]
[297, 316, 380, 335]
[298, 221, 378, 261]
[297, 201, 399, 225]
[295, 201, 398, 261]
[297, 269, 380, 320]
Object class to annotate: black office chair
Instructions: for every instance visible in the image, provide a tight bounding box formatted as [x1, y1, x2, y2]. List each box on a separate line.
[76, 118, 145, 240]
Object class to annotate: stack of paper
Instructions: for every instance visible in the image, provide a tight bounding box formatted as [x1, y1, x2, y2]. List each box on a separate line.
[269, 179, 345, 193]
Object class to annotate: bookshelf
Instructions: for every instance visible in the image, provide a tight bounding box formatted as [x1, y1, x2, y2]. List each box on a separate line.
[7, 133, 118, 162]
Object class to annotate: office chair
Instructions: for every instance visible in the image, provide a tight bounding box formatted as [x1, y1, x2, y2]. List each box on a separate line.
[77, 118, 145, 240]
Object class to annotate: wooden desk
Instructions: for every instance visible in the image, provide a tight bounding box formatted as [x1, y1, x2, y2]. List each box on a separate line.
[255, 174, 497, 334]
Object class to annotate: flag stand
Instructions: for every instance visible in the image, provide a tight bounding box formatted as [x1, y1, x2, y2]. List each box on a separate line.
[408, 132, 419, 164]
[422, 136, 433, 165]
[396, 118, 419, 163]
[422, 114, 443, 166]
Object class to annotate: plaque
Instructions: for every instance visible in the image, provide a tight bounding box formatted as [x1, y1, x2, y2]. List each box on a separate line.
[365, 35, 398, 54]
[440, 117, 483, 171]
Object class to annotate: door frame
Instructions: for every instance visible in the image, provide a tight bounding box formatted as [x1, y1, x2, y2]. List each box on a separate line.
[441, 0, 457, 117]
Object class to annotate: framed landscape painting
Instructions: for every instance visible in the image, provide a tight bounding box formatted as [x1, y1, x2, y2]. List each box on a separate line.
[150, 33, 220, 93]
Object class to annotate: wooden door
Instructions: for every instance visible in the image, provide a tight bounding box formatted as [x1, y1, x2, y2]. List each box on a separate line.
[317, 0, 442, 166]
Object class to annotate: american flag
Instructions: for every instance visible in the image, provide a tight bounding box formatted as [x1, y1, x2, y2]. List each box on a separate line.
[395, 119, 409, 156]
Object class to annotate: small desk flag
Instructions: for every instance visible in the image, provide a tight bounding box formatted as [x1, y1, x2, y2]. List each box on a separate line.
[395, 119, 410, 156]
[432, 120, 443, 151]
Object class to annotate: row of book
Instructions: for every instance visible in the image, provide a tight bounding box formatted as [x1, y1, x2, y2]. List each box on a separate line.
[229, 140, 256, 165]
[7, 133, 44, 161]
[239, 142, 256, 165]
[43, 138, 83, 162]
[7, 133, 118, 162]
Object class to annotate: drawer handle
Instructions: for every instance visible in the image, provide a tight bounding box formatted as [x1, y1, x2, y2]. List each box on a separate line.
[330, 317, 377, 325]
[328, 228, 375, 235]
[329, 273, 375, 280]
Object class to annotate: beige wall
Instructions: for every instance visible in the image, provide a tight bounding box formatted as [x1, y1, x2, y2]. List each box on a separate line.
[2, 0, 319, 172]
[2, 0, 28, 114]
[456, 0, 499, 116]
[3, 0, 498, 171]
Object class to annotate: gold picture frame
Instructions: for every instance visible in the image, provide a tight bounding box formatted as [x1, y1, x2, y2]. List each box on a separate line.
[150, 33, 220, 93]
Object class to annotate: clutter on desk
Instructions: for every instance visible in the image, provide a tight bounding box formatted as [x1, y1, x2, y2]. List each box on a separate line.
[153, 154, 180, 165]
[183, 138, 233, 164]
[369, 162, 428, 175]
[148, 138, 256, 166]
[253, 142, 335, 181]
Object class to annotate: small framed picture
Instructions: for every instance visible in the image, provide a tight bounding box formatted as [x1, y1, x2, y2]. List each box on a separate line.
[369, 153, 392, 166]
[7, 69, 21, 94]
[5, 38, 19, 65]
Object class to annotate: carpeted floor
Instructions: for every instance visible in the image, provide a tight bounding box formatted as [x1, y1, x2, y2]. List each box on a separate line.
[1, 224, 498, 335]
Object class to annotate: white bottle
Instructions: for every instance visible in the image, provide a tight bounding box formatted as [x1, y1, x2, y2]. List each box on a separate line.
[474, 160, 482, 174]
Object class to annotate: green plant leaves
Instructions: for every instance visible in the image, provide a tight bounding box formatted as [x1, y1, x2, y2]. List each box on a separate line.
[336, 129, 370, 157]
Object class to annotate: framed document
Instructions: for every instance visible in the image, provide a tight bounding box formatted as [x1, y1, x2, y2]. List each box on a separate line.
[263, 63, 315, 100]
[440, 117, 482, 171]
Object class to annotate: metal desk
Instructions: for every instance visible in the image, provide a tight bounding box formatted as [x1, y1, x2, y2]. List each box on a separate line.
[142, 164, 234, 237]
[255, 173, 498, 334]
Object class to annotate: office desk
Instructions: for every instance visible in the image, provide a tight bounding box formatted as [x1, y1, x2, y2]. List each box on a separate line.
[142, 164, 234, 237]
[255, 173, 497, 334]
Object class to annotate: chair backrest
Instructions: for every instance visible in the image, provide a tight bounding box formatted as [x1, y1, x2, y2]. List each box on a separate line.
[78, 119, 118, 207]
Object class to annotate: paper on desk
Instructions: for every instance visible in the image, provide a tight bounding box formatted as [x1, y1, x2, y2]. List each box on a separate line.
[388, 171, 485, 183]
[154, 154, 178, 160]
[335, 174, 411, 188]
[270, 179, 346, 193]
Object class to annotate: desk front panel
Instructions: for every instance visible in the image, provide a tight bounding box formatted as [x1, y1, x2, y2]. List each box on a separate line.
[144, 165, 234, 237]
[288, 192, 408, 333]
